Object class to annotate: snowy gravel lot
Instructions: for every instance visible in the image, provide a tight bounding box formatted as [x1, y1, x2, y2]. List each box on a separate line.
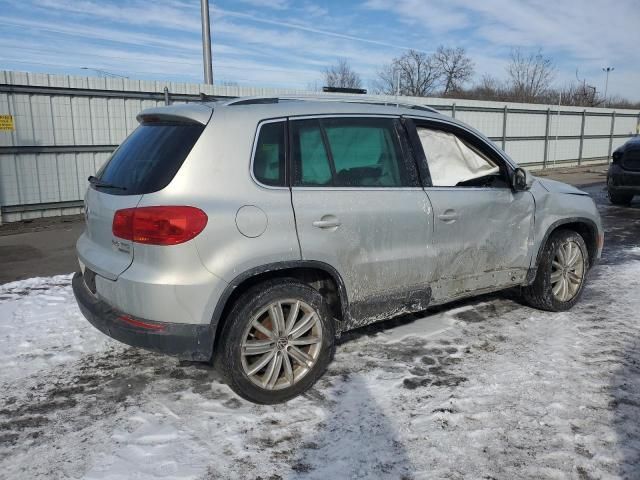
[1, 188, 639, 480]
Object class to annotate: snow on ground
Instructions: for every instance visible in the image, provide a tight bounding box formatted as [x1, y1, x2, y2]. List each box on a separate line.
[1, 256, 640, 480]
[0, 274, 112, 380]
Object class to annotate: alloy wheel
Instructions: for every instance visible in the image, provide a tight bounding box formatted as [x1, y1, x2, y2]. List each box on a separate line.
[550, 240, 585, 302]
[240, 299, 323, 390]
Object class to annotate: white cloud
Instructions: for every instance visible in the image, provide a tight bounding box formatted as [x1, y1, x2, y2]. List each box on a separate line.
[361, 0, 640, 100]
[235, 0, 290, 10]
[301, 2, 329, 17]
[3, 0, 638, 99]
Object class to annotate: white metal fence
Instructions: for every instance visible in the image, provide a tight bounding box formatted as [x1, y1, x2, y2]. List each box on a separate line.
[1, 70, 639, 223]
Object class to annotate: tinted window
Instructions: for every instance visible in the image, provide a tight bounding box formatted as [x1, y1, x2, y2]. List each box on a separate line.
[324, 118, 406, 187]
[291, 119, 332, 186]
[253, 121, 286, 186]
[96, 122, 204, 195]
[292, 117, 410, 188]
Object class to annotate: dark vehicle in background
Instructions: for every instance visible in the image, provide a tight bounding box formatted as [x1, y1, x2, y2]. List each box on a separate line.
[607, 137, 640, 205]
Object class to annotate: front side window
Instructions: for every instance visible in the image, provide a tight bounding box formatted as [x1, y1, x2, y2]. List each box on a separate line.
[253, 121, 286, 187]
[417, 127, 503, 188]
[292, 117, 410, 187]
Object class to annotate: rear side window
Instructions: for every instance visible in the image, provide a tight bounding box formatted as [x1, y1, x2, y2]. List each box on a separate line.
[291, 119, 332, 186]
[96, 122, 204, 195]
[292, 117, 412, 188]
[253, 121, 286, 187]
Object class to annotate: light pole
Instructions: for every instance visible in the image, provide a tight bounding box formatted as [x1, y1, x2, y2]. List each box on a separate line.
[602, 67, 614, 107]
[201, 0, 213, 85]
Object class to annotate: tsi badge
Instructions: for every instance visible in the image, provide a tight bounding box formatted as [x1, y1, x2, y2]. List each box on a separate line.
[112, 239, 131, 253]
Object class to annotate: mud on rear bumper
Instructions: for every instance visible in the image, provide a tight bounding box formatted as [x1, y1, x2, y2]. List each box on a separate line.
[72, 272, 213, 361]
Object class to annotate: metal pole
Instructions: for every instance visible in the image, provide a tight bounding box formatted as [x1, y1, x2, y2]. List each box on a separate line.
[608, 111, 616, 162]
[602, 67, 614, 108]
[543, 108, 551, 168]
[201, 0, 213, 85]
[578, 110, 586, 165]
[394, 68, 400, 107]
[164, 86, 170, 106]
[451, 102, 456, 119]
[553, 94, 561, 166]
[502, 105, 508, 151]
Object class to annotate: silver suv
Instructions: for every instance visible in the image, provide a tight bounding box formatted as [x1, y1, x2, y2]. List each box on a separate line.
[73, 97, 603, 403]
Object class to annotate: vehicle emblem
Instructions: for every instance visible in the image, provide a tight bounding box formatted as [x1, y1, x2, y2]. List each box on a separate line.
[112, 239, 131, 253]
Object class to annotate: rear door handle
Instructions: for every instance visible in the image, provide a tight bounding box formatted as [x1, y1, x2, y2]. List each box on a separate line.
[438, 210, 458, 223]
[313, 218, 341, 229]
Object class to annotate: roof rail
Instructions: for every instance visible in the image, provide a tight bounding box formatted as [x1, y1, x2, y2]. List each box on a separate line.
[222, 95, 440, 113]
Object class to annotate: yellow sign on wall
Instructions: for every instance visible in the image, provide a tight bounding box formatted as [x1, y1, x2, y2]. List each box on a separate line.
[0, 115, 15, 131]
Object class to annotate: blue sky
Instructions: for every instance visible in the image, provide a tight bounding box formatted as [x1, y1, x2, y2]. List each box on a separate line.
[1, 0, 639, 100]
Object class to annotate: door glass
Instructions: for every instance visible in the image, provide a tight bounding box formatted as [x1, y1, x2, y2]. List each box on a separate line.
[417, 127, 500, 187]
[323, 118, 405, 187]
[292, 119, 332, 186]
[253, 121, 286, 186]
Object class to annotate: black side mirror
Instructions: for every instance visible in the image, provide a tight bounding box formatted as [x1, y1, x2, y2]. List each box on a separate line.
[512, 167, 532, 191]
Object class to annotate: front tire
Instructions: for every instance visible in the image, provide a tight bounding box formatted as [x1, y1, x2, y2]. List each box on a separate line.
[216, 278, 335, 404]
[522, 229, 589, 312]
[608, 189, 633, 205]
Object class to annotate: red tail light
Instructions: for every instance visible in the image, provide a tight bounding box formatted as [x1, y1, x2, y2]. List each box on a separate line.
[112, 206, 208, 245]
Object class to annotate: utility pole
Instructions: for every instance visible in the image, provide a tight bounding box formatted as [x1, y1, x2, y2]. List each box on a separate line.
[602, 67, 614, 107]
[201, 0, 213, 85]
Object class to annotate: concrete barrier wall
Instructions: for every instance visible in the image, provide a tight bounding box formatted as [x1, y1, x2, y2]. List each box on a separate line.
[1, 70, 638, 222]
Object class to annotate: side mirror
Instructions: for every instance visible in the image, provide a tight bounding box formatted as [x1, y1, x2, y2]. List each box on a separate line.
[512, 167, 533, 191]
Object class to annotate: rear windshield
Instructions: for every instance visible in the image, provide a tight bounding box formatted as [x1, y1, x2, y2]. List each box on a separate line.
[95, 122, 204, 195]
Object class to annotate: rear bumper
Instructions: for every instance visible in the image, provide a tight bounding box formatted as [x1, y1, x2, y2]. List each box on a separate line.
[72, 272, 213, 361]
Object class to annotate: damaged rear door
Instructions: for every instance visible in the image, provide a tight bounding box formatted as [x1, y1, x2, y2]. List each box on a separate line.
[404, 117, 535, 302]
[289, 116, 435, 326]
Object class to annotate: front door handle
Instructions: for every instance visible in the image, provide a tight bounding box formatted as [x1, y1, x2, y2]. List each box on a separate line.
[313, 216, 341, 229]
[438, 210, 458, 223]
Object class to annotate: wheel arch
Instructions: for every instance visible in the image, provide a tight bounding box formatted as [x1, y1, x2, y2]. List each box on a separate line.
[531, 218, 600, 277]
[210, 261, 350, 357]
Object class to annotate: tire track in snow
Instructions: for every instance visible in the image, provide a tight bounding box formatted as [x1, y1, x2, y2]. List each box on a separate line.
[1, 260, 639, 479]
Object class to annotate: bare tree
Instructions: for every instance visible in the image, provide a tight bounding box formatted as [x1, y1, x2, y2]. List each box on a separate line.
[451, 75, 507, 102]
[434, 46, 474, 95]
[506, 48, 555, 102]
[323, 58, 362, 89]
[373, 50, 441, 97]
[547, 82, 600, 107]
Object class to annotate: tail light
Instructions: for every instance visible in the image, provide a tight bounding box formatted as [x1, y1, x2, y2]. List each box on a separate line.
[113, 206, 208, 245]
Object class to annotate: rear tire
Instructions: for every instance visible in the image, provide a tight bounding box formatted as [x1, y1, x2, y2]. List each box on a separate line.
[215, 278, 335, 404]
[522, 229, 589, 312]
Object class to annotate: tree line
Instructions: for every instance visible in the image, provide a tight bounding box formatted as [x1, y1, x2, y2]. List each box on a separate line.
[322, 48, 638, 109]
